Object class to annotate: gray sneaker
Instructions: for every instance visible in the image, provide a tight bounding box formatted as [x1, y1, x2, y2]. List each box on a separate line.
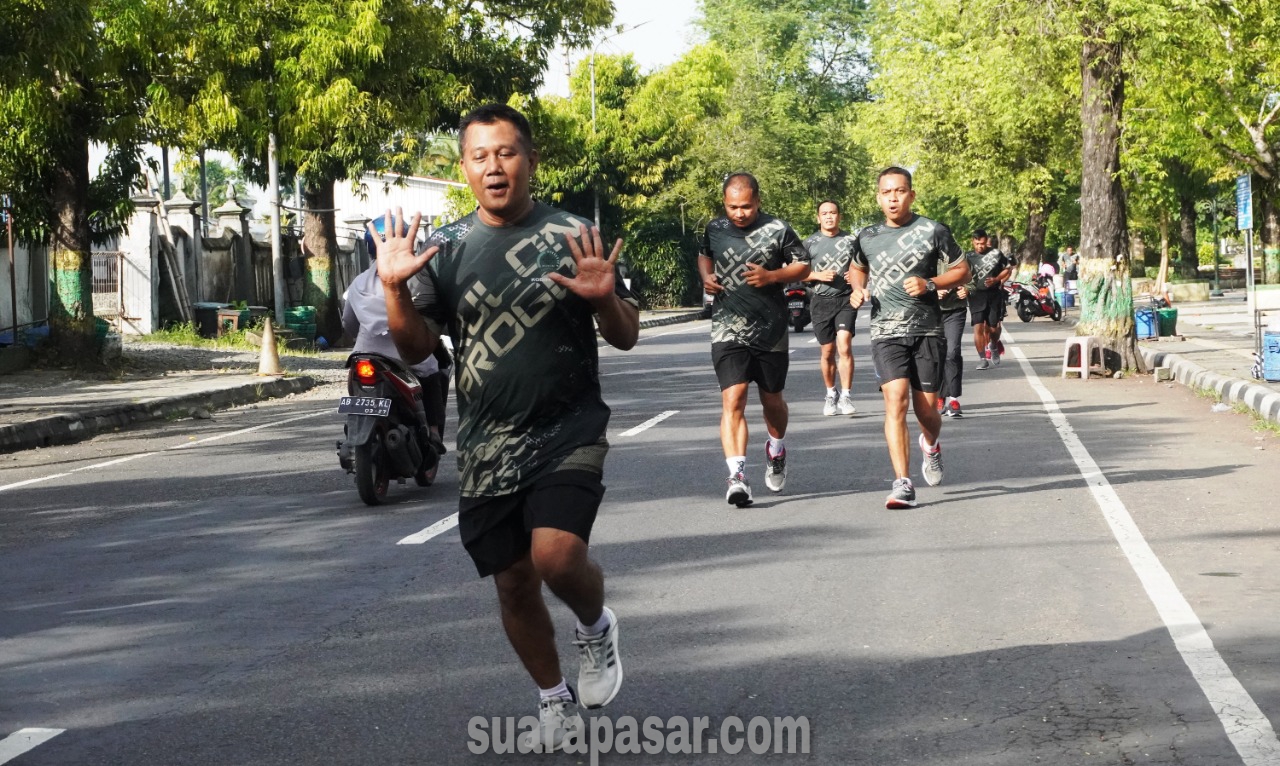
[518, 687, 584, 753]
[976, 357, 991, 371]
[886, 477, 917, 509]
[838, 392, 857, 416]
[764, 446, 787, 492]
[919, 434, 944, 486]
[575, 607, 623, 709]
[822, 390, 838, 416]
[726, 472, 753, 506]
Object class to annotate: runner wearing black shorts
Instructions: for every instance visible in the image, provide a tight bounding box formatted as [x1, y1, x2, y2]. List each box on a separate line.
[803, 201, 858, 417]
[967, 229, 1014, 369]
[849, 167, 969, 509]
[379, 105, 638, 752]
[698, 173, 811, 506]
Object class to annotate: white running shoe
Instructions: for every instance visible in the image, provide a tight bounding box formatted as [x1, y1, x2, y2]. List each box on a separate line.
[919, 434, 944, 486]
[764, 445, 787, 493]
[838, 392, 856, 416]
[575, 607, 623, 709]
[726, 472, 753, 506]
[822, 390, 838, 416]
[518, 687, 584, 753]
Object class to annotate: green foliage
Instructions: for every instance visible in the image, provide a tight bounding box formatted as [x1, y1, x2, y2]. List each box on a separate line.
[175, 154, 248, 208]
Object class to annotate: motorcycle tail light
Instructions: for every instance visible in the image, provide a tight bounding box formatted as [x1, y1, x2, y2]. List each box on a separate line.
[354, 359, 377, 386]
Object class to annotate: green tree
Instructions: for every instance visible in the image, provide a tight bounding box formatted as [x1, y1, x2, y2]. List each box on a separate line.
[175, 155, 248, 209]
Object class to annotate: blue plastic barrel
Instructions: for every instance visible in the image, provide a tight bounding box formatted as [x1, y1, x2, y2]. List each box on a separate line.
[1264, 332, 1280, 382]
[1135, 308, 1157, 339]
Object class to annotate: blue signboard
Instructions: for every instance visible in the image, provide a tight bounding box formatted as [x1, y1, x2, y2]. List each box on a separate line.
[1237, 174, 1253, 230]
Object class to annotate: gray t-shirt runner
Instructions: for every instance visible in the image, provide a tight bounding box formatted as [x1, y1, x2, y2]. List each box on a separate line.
[414, 202, 638, 498]
[850, 214, 966, 341]
[803, 230, 855, 299]
[701, 213, 810, 352]
[967, 247, 1014, 293]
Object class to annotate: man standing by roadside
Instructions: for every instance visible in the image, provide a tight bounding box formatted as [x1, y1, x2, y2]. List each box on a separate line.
[849, 167, 969, 509]
[375, 104, 638, 752]
[804, 200, 858, 417]
[699, 173, 812, 506]
[967, 229, 1014, 369]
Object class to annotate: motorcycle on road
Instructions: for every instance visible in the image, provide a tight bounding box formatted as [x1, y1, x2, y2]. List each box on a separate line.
[1008, 274, 1063, 323]
[786, 283, 811, 333]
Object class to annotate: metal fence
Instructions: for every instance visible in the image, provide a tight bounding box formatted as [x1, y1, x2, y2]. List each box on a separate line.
[91, 251, 127, 330]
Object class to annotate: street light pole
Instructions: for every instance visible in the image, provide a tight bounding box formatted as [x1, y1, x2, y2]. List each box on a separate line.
[588, 21, 650, 228]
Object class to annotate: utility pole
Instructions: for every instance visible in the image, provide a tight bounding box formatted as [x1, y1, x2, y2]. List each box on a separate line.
[269, 131, 286, 327]
[3, 194, 14, 336]
[589, 21, 650, 228]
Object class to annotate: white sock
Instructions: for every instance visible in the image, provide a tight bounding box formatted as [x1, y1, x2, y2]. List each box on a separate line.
[577, 610, 611, 637]
[767, 436, 786, 456]
[922, 435, 939, 452]
[827, 386, 838, 397]
[727, 457, 746, 476]
[539, 678, 571, 701]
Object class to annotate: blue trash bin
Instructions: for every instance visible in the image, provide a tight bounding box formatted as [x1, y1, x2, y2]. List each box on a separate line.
[1264, 332, 1280, 382]
[1135, 308, 1157, 339]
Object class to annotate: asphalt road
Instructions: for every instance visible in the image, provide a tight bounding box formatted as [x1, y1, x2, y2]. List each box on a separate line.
[2, 316, 1279, 765]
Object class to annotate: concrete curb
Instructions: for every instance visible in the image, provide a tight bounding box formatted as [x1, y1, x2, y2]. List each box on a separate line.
[636, 310, 704, 330]
[1138, 346, 1280, 424]
[0, 375, 316, 454]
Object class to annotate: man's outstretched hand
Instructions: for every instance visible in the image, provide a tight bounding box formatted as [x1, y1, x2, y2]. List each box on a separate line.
[371, 208, 438, 289]
[549, 225, 623, 304]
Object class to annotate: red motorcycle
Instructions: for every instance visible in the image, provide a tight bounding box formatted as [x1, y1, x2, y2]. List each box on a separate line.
[1009, 273, 1062, 322]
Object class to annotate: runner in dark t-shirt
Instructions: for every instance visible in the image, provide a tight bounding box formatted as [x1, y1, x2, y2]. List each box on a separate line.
[698, 173, 811, 507]
[802, 200, 858, 417]
[965, 229, 1014, 369]
[849, 167, 969, 509]
[376, 105, 634, 752]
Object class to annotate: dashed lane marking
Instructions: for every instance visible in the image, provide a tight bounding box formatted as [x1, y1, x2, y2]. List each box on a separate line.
[1006, 328, 1280, 764]
[0, 728, 65, 764]
[618, 410, 679, 437]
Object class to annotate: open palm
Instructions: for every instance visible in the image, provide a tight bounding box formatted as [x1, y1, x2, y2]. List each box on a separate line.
[549, 225, 623, 302]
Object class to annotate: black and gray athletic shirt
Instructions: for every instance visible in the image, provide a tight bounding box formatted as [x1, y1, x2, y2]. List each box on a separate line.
[700, 213, 810, 351]
[849, 214, 966, 341]
[413, 202, 638, 498]
[803, 230, 855, 299]
[968, 247, 1014, 291]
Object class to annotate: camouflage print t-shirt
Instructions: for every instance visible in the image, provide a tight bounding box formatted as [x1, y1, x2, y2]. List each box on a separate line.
[701, 213, 810, 351]
[849, 214, 966, 341]
[413, 202, 638, 498]
[967, 247, 1014, 293]
[802, 230, 855, 299]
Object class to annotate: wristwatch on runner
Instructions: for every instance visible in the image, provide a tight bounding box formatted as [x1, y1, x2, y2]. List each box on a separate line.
[924, 279, 937, 292]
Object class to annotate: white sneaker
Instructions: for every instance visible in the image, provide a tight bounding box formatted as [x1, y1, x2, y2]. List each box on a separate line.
[838, 393, 856, 416]
[764, 445, 787, 492]
[726, 472, 753, 507]
[822, 390, 838, 416]
[919, 434, 944, 486]
[575, 607, 623, 709]
[518, 688, 584, 753]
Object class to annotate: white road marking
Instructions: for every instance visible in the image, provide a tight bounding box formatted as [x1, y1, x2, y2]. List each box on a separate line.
[807, 337, 818, 344]
[397, 513, 459, 545]
[0, 411, 328, 493]
[1008, 333, 1280, 764]
[398, 409, 681, 545]
[619, 410, 678, 437]
[0, 728, 64, 764]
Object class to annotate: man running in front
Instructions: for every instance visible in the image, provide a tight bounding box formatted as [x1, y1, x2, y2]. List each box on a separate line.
[376, 104, 637, 752]
[967, 228, 1014, 369]
[849, 167, 970, 509]
[804, 200, 858, 417]
[699, 173, 811, 506]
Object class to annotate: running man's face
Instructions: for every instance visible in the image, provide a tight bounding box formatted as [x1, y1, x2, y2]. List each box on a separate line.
[817, 202, 840, 234]
[460, 119, 538, 223]
[972, 235, 992, 254]
[724, 185, 760, 229]
[877, 173, 915, 226]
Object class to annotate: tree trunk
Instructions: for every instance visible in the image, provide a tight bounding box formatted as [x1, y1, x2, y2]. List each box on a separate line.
[1156, 210, 1170, 288]
[1077, 32, 1144, 374]
[1021, 197, 1049, 270]
[1130, 230, 1146, 274]
[49, 136, 99, 363]
[1261, 177, 1280, 285]
[302, 179, 342, 343]
[1178, 191, 1198, 279]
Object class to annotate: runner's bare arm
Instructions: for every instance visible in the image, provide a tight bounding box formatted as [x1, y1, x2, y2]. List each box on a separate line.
[848, 265, 870, 308]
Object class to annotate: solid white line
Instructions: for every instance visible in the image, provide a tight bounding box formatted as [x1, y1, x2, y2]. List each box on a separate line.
[0, 728, 65, 764]
[1009, 342, 1280, 764]
[807, 337, 818, 344]
[397, 513, 459, 545]
[0, 411, 328, 493]
[618, 410, 678, 437]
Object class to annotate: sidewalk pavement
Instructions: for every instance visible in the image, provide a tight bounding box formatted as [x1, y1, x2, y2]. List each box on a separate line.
[0, 308, 703, 454]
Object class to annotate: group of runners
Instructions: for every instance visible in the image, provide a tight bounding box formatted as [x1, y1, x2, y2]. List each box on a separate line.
[371, 103, 1015, 750]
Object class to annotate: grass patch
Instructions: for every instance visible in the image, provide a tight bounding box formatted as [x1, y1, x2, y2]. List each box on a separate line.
[132, 320, 331, 354]
[1189, 385, 1222, 403]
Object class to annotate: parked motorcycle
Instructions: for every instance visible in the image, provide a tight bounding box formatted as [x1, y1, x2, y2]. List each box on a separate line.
[1010, 274, 1063, 322]
[336, 352, 440, 505]
[786, 283, 811, 332]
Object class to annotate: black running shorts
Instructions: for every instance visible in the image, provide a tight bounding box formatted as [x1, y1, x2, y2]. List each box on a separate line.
[810, 294, 857, 345]
[969, 288, 1005, 328]
[711, 342, 789, 393]
[871, 335, 944, 393]
[458, 469, 605, 578]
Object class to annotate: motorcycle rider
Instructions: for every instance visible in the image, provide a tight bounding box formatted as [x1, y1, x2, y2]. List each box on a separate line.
[342, 214, 449, 475]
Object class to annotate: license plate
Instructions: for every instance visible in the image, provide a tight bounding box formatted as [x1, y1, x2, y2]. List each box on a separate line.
[788, 300, 804, 309]
[337, 396, 392, 416]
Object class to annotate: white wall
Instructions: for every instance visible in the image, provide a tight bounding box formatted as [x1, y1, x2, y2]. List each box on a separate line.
[333, 173, 467, 241]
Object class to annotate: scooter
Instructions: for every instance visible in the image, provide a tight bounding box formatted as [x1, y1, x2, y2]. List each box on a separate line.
[336, 353, 440, 506]
[1011, 274, 1063, 322]
[786, 283, 811, 332]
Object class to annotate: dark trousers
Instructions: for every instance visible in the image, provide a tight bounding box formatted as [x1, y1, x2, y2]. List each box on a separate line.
[940, 308, 966, 399]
